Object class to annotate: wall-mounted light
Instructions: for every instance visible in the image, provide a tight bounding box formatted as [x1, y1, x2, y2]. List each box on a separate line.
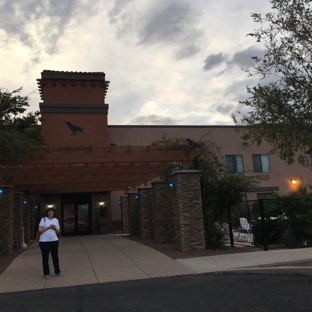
[23, 199, 27, 204]
[135, 194, 139, 199]
[47, 204, 53, 208]
[169, 182, 175, 188]
[291, 179, 298, 185]
[118, 200, 122, 205]
[0, 188, 3, 195]
[34, 205, 38, 209]
[99, 202, 105, 206]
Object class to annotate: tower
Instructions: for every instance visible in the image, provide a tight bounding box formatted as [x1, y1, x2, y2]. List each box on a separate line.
[37, 70, 110, 147]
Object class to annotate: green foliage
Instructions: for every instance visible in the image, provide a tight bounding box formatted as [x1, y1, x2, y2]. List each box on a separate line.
[233, 0, 312, 167]
[252, 187, 312, 248]
[153, 134, 258, 248]
[0, 88, 44, 164]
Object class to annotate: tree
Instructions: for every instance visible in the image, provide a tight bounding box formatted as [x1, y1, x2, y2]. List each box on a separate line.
[153, 134, 258, 248]
[233, 0, 312, 167]
[0, 87, 44, 164]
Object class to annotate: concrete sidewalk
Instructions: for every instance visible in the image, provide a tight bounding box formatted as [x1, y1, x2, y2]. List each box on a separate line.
[177, 247, 312, 273]
[0, 234, 312, 294]
[0, 235, 193, 293]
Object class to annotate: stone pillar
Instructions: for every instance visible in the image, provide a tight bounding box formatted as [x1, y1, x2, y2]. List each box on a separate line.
[92, 192, 111, 235]
[171, 170, 205, 252]
[120, 195, 129, 234]
[0, 185, 14, 254]
[128, 192, 140, 236]
[23, 196, 30, 244]
[137, 187, 152, 239]
[13, 192, 24, 249]
[29, 198, 36, 240]
[151, 181, 175, 243]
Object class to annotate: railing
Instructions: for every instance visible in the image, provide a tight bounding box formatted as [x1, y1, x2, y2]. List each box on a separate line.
[229, 198, 312, 250]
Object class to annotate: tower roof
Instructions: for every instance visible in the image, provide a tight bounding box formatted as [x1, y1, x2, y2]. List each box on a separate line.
[37, 70, 110, 100]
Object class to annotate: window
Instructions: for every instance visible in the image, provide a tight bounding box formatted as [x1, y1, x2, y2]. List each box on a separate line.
[225, 155, 244, 173]
[252, 154, 271, 173]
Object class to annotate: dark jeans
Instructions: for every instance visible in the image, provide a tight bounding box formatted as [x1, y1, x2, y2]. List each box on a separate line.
[39, 241, 60, 276]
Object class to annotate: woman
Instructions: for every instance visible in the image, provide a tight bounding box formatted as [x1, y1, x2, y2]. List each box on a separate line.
[38, 208, 63, 279]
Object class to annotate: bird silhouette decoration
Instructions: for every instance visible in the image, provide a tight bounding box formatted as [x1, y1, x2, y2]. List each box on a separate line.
[65, 122, 84, 135]
[186, 138, 201, 149]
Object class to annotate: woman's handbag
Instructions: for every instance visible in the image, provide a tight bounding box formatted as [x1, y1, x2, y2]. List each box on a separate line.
[36, 217, 46, 241]
[35, 230, 41, 241]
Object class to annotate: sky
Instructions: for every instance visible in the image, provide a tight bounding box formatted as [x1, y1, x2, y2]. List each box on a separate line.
[0, 0, 273, 126]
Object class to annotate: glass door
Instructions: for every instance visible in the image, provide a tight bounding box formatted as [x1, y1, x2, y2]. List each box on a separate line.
[77, 204, 90, 233]
[62, 203, 90, 235]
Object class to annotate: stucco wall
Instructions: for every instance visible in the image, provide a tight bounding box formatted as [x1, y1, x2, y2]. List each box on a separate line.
[108, 125, 312, 221]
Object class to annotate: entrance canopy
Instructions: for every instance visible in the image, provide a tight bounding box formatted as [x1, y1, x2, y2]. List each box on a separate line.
[0, 145, 202, 194]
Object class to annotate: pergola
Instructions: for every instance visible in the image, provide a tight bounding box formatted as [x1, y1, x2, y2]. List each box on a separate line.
[0, 145, 202, 194]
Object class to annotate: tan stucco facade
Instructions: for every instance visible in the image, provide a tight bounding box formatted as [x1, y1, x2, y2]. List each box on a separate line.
[108, 125, 312, 221]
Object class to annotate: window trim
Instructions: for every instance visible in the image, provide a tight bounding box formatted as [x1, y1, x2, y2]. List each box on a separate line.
[252, 154, 271, 173]
[225, 154, 244, 173]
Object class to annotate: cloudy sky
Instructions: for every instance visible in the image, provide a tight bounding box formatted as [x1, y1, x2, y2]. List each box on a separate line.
[0, 0, 273, 125]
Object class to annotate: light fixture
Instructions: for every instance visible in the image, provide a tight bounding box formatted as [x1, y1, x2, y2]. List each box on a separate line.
[99, 202, 105, 206]
[23, 199, 27, 204]
[169, 182, 175, 188]
[135, 194, 139, 199]
[47, 204, 53, 208]
[34, 205, 38, 209]
[0, 188, 3, 195]
[291, 179, 298, 185]
[118, 200, 122, 205]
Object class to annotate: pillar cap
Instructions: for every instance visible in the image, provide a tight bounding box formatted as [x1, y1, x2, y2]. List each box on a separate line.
[137, 186, 152, 190]
[170, 170, 201, 177]
[0, 185, 15, 189]
[150, 180, 168, 185]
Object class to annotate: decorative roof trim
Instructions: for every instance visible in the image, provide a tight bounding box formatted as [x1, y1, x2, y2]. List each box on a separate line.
[37, 70, 110, 100]
[39, 103, 109, 114]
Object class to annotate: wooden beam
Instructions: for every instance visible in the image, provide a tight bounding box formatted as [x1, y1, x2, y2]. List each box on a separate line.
[17, 181, 147, 192]
[5, 172, 159, 187]
[5, 149, 202, 165]
[0, 163, 170, 178]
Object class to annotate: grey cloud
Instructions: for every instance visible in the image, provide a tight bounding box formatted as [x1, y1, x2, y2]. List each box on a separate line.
[203, 53, 228, 71]
[203, 46, 265, 75]
[0, 0, 98, 55]
[138, 1, 204, 59]
[223, 79, 251, 98]
[108, 0, 204, 59]
[129, 114, 181, 125]
[227, 46, 265, 69]
[108, 0, 135, 24]
[215, 103, 235, 115]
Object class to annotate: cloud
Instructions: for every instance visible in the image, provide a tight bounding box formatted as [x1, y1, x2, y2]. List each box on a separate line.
[0, 0, 98, 55]
[203, 53, 228, 71]
[138, 1, 204, 59]
[108, 0, 135, 24]
[215, 103, 235, 115]
[108, 0, 205, 59]
[203, 46, 266, 75]
[227, 46, 265, 68]
[129, 114, 182, 125]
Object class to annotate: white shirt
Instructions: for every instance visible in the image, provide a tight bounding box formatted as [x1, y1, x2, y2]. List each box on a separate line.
[39, 217, 60, 242]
